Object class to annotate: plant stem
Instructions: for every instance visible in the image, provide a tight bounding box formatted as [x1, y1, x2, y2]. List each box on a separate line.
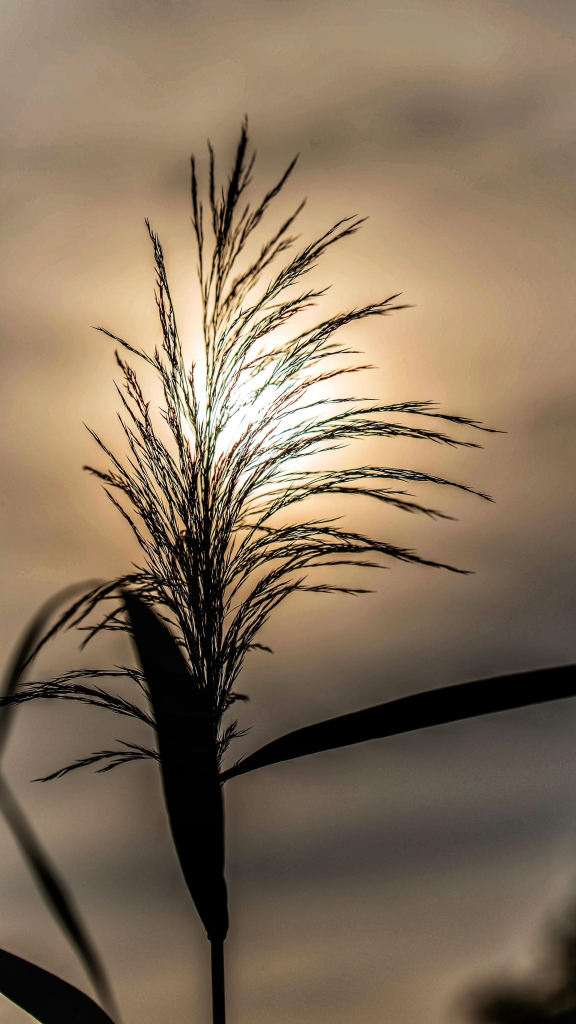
[210, 938, 226, 1024]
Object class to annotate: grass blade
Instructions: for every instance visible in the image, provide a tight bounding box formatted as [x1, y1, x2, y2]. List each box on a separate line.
[0, 586, 119, 1021]
[0, 776, 119, 1020]
[0, 583, 100, 757]
[220, 664, 576, 781]
[0, 947, 115, 1024]
[123, 592, 229, 942]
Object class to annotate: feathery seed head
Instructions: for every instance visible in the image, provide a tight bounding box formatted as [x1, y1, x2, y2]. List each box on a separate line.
[9, 121, 496, 774]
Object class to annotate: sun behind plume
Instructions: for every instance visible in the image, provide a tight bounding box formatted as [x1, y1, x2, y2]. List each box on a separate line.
[7, 119, 495, 780]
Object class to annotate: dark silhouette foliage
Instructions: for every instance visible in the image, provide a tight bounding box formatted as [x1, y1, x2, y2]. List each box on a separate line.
[468, 896, 576, 1023]
[220, 664, 576, 781]
[124, 591, 228, 944]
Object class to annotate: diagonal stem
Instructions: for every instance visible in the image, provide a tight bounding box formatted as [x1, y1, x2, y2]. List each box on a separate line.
[210, 939, 226, 1024]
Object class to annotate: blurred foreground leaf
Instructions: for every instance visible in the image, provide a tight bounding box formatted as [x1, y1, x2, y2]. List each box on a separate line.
[0, 947, 115, 1024]
[0, 585, 119, 1020]
[0, 583, 100, 754]
[468, 892, 576, 1022]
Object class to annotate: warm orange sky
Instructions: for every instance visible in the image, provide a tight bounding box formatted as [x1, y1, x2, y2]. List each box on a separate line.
[1, 1, 576, 1022]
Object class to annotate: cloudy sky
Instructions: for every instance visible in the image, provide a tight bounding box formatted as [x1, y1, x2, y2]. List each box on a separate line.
[1, 1, 576, 1022]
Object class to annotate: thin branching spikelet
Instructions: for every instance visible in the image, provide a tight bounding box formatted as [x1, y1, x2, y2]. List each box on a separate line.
[9, 119, 497, 777]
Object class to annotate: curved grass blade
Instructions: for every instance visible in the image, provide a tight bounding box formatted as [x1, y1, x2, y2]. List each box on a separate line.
[0, 776, 119, 1020]
[123, 592, 229, 942]
[0, 947, 115, 1024]
[220, 664, 576, 782]
[0, 584, 119, 1021]
[0, 582, 101, 757]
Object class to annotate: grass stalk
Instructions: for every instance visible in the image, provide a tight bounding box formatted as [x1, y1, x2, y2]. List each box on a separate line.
[210, 938, 226, 1024]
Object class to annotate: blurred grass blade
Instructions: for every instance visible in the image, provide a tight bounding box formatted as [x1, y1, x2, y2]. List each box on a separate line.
[220, 664, 576, 782]
[0, 776, 118, 1020]
[0, 947, 116, 1024]
[123, 592, 229, 941]
[0, 582, 100, 757]
[0, 585, 119, 1021]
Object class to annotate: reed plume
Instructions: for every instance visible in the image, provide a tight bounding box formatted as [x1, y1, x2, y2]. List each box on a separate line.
[1, 119, 504, 1023]
[7, 120, 494, 777]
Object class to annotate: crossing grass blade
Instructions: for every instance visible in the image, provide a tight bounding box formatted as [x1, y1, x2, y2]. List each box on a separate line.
[123, 592, 229, 942]
[220, 664, 576, 781]
[0, 585, 119, 1021]
[0, 583, 101, 757]
[0, 947, 116, 1024]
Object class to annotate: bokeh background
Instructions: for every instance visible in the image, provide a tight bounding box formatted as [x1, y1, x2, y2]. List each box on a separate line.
[1, 0, 576, 1021]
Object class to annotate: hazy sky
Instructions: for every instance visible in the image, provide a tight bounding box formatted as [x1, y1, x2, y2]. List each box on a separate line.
[1, 1, 576, 1022]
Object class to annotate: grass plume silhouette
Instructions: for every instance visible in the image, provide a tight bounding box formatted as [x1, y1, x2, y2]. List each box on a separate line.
[7, 119, 495, 780]
[11, 120, 576, 1024]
